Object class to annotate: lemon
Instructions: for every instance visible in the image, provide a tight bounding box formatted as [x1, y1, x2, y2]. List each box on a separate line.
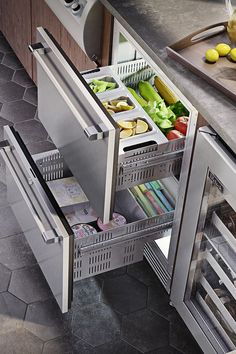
[215, 43, 231, 56]
[230, 48, 236, 62]
[135, 119, 149, 134]
[120, 129, 133, 139]
[205, 49, 219, 63]
[118, 120, 136, 129]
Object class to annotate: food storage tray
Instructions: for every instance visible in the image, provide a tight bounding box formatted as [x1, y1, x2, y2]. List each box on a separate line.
[83, 66, 124, 97]
[167, 22, 236, 101]
[83, 67, 168, 153]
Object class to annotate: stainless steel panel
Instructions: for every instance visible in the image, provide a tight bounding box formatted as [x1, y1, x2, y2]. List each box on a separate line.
[1, 126, 73, 313]
[32, 27, 119, 223]
[171, 127, 236, 354]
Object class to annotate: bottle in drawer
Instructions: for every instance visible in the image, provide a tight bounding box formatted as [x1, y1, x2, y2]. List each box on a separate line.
[129, 180, 174, 218]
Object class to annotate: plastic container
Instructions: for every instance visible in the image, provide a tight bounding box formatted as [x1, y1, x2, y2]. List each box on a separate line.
[97, 212, 127, 231]
[72, 223, 97, 239]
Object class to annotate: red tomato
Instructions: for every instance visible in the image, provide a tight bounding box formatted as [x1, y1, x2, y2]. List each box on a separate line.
[174, 116, 189, 135]
[166, 130, 184, 140]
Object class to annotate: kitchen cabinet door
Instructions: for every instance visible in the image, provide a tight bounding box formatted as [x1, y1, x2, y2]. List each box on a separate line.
[0, 0, 32, 76]
[60, 25, 96, 72]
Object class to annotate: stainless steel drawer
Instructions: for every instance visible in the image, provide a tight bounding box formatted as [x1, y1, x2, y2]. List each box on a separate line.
[30, 27, 198, 225]
[1, 125, 174, 313]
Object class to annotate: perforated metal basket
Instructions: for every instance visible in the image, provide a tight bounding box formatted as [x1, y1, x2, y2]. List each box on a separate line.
[34, 149, 174, 281]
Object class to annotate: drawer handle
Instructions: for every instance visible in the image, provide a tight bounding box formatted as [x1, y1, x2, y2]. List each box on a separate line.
[0, 145, 62, 245]
[29, 43, 105, 141]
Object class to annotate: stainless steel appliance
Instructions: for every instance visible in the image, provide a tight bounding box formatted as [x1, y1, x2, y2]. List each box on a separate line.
[171, 127, 236, 354]
[45, 0, 103, 61]
[0, 24, 197, 314]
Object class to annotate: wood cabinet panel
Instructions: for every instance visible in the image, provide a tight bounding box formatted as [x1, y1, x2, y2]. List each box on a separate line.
[31, 0, 61, 82]
[0, 0, 32, 76]
[0, 0, 111, 81]
[60, 25, 96, 72]
[101, 7, 113, 66]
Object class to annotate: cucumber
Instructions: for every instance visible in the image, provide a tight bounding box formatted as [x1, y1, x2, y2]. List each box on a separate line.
[138, 80, 162, 104]
[127, 87, 147, 107]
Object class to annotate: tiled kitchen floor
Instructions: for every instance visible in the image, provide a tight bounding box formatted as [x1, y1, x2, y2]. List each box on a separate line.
[0, 32, 203, 354]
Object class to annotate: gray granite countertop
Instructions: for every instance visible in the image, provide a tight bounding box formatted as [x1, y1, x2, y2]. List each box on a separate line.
[100, 0, 236, 153]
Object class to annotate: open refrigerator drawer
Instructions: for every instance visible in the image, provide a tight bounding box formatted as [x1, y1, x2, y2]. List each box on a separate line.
[1, 125, 175, 313]
[29, 27, 197, 224]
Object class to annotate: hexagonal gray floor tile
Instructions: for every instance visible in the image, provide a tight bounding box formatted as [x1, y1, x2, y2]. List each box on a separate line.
[121, 309, 169, 353]
[14, 120, 48, 144]
[72, 302, 121, 347]
[0, 233, 36, 270]
[0, 292, 26, 334]
[24, 86, 37, 105]
[96, 266, 127, 280]
[147, 347, 184, 354]
[24, 299, 67, 341]
[2, 52, 23, 70]
[0, 205, 22, 238]
[0, 328, 43, 354]
[127, 260, 156, 286]
[26, 140, 56, 155]
[13, 69, 34, 88]
[101, 274, 147, 315]
[9, 265, 52, 304]
[43, 335, 95, 354]
[72, 277, 103, 308]
[1, 100, 37, 123]
[0, 81, 25, 102]
[0, 116, 13, 126]
[0, 63, 14, 85]
[148, 280, 174, 320]
[0, 37, 13, 53]
[0, 181, 8, 207]
[169, 312, 202, 354]
[0, 263, 11, 292]
[95, 339, 142, 354]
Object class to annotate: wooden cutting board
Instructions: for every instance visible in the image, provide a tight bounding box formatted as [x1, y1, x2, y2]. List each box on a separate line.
[167, 22, 236, 101]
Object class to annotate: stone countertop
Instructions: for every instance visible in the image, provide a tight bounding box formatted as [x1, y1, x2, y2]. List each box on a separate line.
[100, 0, 236, 154]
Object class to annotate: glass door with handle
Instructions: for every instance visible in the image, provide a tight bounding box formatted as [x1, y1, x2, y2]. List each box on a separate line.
[171, 127, 236, 354]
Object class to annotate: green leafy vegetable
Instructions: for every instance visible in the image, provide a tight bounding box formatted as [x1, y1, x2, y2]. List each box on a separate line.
[169, 101, 189, 117]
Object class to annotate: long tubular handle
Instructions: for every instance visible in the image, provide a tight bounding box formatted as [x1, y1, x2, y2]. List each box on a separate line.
[0, 146, 60, 244]
[29, 43, 104, 141]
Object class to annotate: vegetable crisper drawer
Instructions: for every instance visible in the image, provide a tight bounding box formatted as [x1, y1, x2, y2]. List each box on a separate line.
[1, 125, 173, 313]
[30, 27, 196, 224]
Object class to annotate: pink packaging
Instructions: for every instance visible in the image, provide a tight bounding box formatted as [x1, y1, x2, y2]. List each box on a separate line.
[97, 213, 127, 231]
[72, 224, 97, 239]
